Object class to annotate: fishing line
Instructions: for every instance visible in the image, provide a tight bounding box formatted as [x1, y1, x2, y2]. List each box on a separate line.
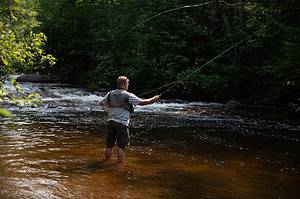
[120, 0, 253, 97]
[136, 29, 260, 138]
[122, 1, 242, 39]
[117, 0, 264, 98]
[139, 30, 258, 97]
[90, 1, 215, 43]
[123, 1, 214, 38]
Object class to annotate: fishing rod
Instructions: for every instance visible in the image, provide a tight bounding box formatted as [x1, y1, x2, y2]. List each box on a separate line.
[113, 0, 265, 98]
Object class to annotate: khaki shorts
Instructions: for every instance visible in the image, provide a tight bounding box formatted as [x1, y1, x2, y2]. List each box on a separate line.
[106, 120, 129, 149]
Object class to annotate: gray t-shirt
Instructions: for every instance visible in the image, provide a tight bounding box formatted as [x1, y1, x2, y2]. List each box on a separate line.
[100, 89, 142, 126]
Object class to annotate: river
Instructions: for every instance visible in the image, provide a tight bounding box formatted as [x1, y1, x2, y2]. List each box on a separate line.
[0, 82, 299, 198]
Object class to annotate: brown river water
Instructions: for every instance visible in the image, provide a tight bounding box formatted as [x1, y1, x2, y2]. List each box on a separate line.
[0, 82, 299, 198]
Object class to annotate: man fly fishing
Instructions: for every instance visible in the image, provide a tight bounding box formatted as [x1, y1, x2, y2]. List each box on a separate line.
[100, 76, 160, 164]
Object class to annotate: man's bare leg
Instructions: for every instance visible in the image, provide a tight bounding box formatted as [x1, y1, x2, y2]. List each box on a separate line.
[117, 147, 125, 163]
[105, 147, 113, 161]
[116, 148, 125, 170]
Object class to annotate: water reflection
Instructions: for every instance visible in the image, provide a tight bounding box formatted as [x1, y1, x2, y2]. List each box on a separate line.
[0, 122, 299, 198]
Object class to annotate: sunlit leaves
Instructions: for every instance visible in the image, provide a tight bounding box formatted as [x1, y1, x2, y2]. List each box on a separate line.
[0, 79, 42, 117]
[0, 0, 56, 74]
[0, 108, 12, 117]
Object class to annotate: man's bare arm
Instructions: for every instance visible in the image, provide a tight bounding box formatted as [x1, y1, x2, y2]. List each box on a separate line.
[138, 95, 160, 106]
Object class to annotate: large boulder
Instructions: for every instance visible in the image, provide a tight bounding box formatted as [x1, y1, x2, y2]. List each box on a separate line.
[16, 74, 60, 83]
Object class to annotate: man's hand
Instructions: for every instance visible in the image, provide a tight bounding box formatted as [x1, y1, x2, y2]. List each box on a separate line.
[152, 95, 160, 102]
[100, 100, 108, 108]
[99, 101, 103, 106]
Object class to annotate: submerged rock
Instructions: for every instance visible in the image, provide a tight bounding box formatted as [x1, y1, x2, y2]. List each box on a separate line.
[224, 100, 242, 108]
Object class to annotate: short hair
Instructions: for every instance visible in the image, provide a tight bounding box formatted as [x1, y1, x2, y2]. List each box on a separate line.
[117, 76, 128, 89]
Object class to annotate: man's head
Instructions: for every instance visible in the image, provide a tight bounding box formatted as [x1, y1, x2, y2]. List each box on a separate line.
[117, 76, 129, 90]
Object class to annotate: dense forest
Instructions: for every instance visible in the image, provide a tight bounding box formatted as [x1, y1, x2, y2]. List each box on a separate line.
[1, 0, 299, 104]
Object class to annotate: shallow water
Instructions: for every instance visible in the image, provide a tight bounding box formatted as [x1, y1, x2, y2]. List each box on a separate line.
[1, 82, 299, 198]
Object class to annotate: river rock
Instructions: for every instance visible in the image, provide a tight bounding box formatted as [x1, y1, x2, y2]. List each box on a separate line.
[224, 100, 242, 108]
[16, 74, 60, 83]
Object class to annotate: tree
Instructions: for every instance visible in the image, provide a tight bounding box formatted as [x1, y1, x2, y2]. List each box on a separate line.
[37, 0, 299, 104]
[0, 0, 55, 117]
[0, 0, 56, 74]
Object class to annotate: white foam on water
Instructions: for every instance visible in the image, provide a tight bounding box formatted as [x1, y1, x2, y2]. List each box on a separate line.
[134, 101, 222, 113]
[3, 81, 222, 114]
[42, 94, 102, 102]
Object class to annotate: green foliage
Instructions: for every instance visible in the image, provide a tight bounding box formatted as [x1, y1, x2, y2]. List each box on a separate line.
[177, 68, 225, 99]
[0, 108, 12, 117]
[0, 0, 54, 117]
[0, 80, 42, 106]
[0, 79, 42, 117]
[0, 0, 56, 74]
[37, 0, 299, 102]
